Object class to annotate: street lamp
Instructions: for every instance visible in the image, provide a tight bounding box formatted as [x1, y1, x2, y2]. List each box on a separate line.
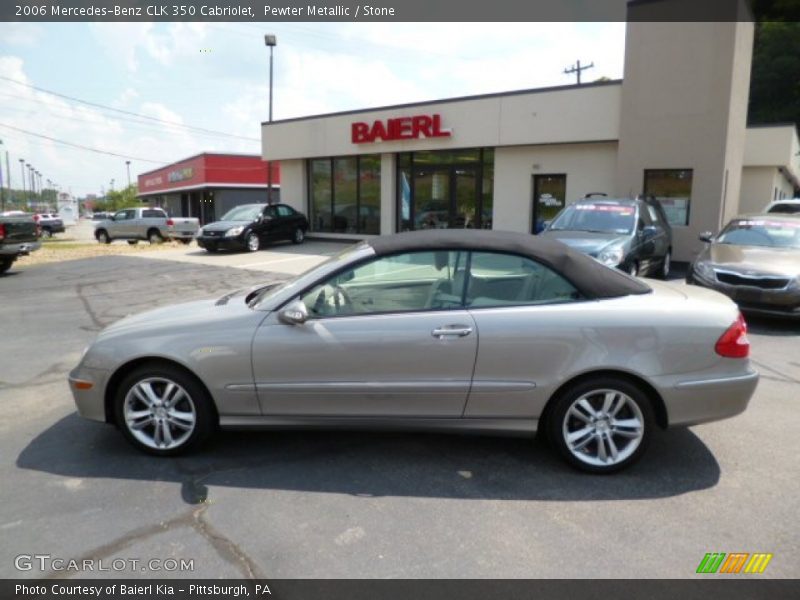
[19, 159, 26, 205]
[264, 33, 277, 205]
[0, 139, 4, 211]
[126, 160, 131, 188]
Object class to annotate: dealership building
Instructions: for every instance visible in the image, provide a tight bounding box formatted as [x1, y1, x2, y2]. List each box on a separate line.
[261, 5, 799, 262]
[137, 153, 280, 225]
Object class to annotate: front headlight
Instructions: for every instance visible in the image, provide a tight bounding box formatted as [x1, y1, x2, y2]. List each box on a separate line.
[598, 246, 624, 267]
[694, 261, 716, 281]
[225, 226, 244, 237]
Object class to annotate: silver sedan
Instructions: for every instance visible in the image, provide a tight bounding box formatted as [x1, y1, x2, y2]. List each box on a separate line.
[69, 230, 758, 473]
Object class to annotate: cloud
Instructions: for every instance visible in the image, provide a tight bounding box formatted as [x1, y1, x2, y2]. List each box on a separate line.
[1, 23, 44, 47]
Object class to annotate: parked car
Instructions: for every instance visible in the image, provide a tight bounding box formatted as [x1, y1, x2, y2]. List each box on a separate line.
[33, 213, 65, 237]
[94, 207, 199, 245]
[764, 199, 800, 215]
[0, 212, 41, 274]
[196, 203, 308, 253]
[686, 214, 800, 319]
[69, 229, 757, 473]
[539, 196, 673, 278]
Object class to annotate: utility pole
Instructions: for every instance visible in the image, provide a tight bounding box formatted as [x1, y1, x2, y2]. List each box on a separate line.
[19, 159, 26, 206]
[0, 139, 4, 211]
[564, 59, 594, 85]
[126, 160, 132, 188]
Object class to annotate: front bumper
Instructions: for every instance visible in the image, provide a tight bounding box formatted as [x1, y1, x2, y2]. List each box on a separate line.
[196, 235, 246, 251]
[0, 241, 42, 257]
[689, 270, 800, 319]
[68, 366, 110, 423]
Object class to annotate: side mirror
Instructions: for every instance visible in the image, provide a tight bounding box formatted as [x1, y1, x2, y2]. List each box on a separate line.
[278, 299, 308, 325]
[642, 225, 658, 240]
[698, 231, 714, 243]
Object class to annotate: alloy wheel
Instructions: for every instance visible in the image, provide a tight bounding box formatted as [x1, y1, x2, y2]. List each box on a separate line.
[247, 232, 260, 252]
[293, 228, 305, 244]
[123, 377, 197, 450]
[561, 388, 645, 468]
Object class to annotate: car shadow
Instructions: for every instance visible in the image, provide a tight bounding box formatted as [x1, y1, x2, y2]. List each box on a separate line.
[18, 414, 720, 505]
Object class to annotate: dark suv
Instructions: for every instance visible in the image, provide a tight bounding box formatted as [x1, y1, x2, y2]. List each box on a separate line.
[539, 195, 673, 278]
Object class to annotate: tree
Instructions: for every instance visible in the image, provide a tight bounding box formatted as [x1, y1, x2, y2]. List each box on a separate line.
[748, 20, 800, 126]
[91, 184, 139, 213]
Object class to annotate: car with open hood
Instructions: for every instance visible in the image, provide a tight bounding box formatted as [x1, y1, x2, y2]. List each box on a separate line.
[686, 214, 800, 319]
[539, 196, 672, 278]
[69, 229, 757, 473]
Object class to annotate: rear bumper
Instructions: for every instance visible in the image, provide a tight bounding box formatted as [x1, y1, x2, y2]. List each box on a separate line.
[662, 369, 759, 427]
[0, 241, 41, 257]
[168, 230, 197, 240]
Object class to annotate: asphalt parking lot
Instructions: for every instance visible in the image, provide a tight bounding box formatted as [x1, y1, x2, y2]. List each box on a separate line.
[1, 248, 798, 579]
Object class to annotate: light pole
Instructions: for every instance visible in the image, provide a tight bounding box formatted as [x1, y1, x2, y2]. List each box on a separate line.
[19, 159, 25, 205]
[0, 139, 5, 211]
[126, 160, 131, 188]
[264, 34, 277, 205]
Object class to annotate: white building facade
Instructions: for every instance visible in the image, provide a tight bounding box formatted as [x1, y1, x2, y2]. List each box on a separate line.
[262, 3, 798, 262]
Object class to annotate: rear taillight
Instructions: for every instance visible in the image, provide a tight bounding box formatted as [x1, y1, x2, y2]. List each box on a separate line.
[166, 218, 174, 226]
[0, 224, 5, 241]
[35, 223, 42, 237]
[32, 214, 40, 222]
[715, 313, 750, 358]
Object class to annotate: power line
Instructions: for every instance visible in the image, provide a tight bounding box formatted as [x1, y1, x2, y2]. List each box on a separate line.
[0, 75, 260, 142]
[0, 123, 168, 164]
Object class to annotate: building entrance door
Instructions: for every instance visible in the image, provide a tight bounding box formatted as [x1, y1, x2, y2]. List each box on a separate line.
[412, 165, 479, 230]
[532, 174, 567, 234]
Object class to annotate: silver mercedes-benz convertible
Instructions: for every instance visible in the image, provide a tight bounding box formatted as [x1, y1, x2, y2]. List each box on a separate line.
[69, 230, 758, 473]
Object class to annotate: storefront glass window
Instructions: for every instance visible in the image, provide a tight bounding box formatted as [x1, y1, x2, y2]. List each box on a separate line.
[643, 169, 693, 226]
[397, 148, 494, 232]
[307, 156, 381, 234]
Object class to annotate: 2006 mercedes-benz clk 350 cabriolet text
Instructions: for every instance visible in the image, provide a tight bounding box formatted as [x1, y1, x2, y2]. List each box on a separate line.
[69, 230, 758, 473]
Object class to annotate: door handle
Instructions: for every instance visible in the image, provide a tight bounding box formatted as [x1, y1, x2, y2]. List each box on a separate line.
[431, 326, 473, 339]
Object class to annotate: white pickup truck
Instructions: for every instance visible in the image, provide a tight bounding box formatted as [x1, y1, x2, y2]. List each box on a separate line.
[94, 207, 200, 245]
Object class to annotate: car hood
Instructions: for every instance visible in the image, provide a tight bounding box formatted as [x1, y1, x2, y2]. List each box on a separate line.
[97, 297, 260, 341]
[539, 231, 628, 255]
[201, 220, 253, 232]
[699, 244, 800, 277]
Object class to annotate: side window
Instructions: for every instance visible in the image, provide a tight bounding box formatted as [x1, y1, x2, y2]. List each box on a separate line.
[299, 251, 466, 317]
[264, 206, 277, 219]
[124, 209, 137, 220]
[277, 205, 294, 217]
[142, 209, 165, 218]
[114, 211, 128, 221]
[466, 252, 581, 308]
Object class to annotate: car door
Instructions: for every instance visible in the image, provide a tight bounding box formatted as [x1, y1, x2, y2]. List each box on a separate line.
[109, 210, 131, 237]
[258, 205, 280, 241]
[461, 251, 587, 419]
[251, 250, 478, 417]
[276, 204, 296, 239]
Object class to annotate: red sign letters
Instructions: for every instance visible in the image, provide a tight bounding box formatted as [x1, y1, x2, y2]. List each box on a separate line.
[351, 114, 452, 144]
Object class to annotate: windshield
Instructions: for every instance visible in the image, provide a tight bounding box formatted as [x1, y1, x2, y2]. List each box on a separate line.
[717, 219, 800, 249]
[221, 204, 264, 222]
[549, 204, 635, 234]
[248, 242, 372, 308]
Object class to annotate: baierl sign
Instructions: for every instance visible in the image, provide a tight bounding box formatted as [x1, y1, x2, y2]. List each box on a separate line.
[351, 114, 452, 144]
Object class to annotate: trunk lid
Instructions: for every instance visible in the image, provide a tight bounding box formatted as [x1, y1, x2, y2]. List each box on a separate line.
[1, 217, 38, 243]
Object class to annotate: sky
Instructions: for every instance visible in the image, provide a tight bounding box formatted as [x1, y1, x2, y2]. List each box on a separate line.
[0, 21, 626, 198]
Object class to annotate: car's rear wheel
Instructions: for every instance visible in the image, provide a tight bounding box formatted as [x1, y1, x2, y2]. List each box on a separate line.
[178, 239, 191, 245]
[96, 229, 111, 244]
[658, 250, 671, 280]
[246, 232, 260, 252]
[292, 227, 305, 244]
[114, 364, 215, 456]
[548, 377, 654, 473]
[41, 228, 53, 238]
[127, 240, 138, 245]
[148, 229, 163, 244]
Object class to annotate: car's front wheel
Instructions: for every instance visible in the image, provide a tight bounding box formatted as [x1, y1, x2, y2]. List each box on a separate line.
[96, 229, 111, 244]
[114, 364, 215, 456]
[657, 250, 671, 280]
[0, 258, 14, 274]
[548, 377, 654, 473]
[246, 232, 260, 252]
[292, 227, 305, 244]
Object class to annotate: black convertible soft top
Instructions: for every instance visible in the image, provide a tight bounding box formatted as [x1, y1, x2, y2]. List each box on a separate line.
[367, 229, 651, 299]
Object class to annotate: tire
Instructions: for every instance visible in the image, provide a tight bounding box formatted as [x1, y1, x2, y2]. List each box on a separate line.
[127, 240, 139, 245]
[0, 258, 13, 274]
[178, 239, 191, 245]
[627, 261, 639, 277]
[547, 376, 654, 474]
[113, 363, 216, 456]
[41, 228, 53, 239]
[246, 232, 260, 252]
[205, 247, 218, 254]
[96, 229, 111, 244]
[148, 229, 164, 244]
[292, 227, 305, 244]
[657, 250, 671, 280]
